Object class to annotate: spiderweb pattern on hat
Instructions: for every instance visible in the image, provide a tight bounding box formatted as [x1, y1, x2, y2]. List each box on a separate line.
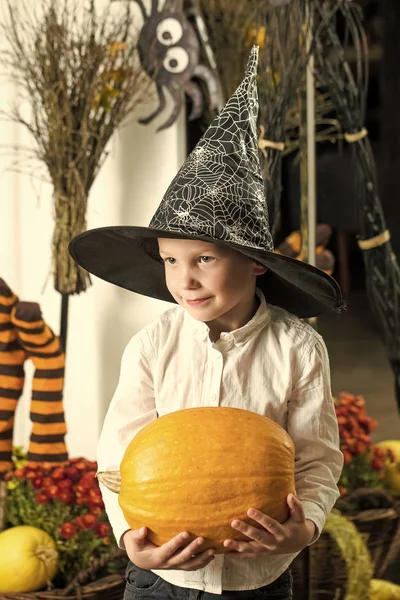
[149, 46, 274, 252]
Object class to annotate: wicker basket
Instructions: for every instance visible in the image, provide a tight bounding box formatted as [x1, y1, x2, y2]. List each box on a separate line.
[0, 574, 125, 600]
[291, 503, 400, 600]
[0, 548, 127, 600]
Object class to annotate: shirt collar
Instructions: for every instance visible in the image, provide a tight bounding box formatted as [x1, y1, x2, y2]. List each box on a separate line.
[183, 288, 271, 346]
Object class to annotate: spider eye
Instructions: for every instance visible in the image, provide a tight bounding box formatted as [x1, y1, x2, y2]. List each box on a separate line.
[163, 47, 189, 74]
[156, 18, 183, 46]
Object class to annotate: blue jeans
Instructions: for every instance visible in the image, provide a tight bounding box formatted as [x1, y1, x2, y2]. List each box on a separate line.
[123, 562, 293, 599]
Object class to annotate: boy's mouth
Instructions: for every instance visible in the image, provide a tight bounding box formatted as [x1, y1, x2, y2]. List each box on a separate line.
[185, 297, 212, 307]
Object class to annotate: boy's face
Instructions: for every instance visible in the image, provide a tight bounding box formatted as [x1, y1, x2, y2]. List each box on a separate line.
[157, 238, 266, 325]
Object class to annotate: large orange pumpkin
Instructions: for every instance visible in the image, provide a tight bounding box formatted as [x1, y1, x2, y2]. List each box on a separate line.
[118, 407, 295, 552]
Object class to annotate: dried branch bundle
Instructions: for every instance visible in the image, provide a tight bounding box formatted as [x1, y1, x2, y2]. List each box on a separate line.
[313, 0, 400, 412]
[199, 0, 315, 237]
[0, 0, 151, 294]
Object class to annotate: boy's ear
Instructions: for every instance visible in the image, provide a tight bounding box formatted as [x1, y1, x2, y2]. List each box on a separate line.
[251, 262, 268, 276]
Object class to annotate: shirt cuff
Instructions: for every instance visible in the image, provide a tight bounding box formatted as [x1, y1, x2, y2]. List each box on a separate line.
[301, 500, 326, 545]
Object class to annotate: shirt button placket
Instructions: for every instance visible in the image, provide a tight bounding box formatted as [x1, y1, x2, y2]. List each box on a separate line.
[211, 351, 223, 405]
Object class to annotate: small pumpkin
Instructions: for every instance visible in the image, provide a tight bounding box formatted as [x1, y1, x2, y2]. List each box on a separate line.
[369, 579, 400, 600]
[111, 407, 295, 553]
[0, 525, 58, 593]
[375, 440, 400, 495]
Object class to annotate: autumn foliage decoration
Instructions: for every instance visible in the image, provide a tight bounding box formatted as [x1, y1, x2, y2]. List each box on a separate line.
[335, 392, 395, 496]
[4, 452, 118, 587]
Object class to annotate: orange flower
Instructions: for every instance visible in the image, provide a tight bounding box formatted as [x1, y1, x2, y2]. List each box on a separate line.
[89, 505, 103, 517]
[65, 466, 80, 481]
[342, 451, 352, 465]
[95, 522, 110, 538]
[82, 514, 96, 529]
[60, 523, 77, 540]
[57, 489, 74, 504]
[51, 467, 65, 481]
[74, 516, 85, 529]
[35, 492, 48, 504]
[31, 476, 44, 490]
[58, 478, 72, 489]
[79, 472, 96, 490]
[46, 485, 59, 498]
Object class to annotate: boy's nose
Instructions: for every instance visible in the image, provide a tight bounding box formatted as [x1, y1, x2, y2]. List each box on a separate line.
[180, 268, 200, 290]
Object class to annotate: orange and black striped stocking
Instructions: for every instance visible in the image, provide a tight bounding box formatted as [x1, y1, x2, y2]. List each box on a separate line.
[11, 302, 68, 464]
[0, 279, 26, 477]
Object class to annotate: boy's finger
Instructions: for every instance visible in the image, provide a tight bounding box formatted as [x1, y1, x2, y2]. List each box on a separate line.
[247, 509, 285, 538]
[157, 531, 191, 560]
[173, 548, 215, 571]
[169, 537, 211, 564]
[287, 494, 306, 522]
[131, 526, 148, 547]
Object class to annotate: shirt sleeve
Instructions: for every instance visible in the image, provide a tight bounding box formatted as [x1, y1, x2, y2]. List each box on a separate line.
[96, 329, 157, 548]
[287, 335, 344, 544]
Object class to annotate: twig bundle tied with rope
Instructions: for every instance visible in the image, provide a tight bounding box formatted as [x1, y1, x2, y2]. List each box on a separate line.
[198, 0, 316, 238]
[311, 0, 400, 413]
[0, 0, 151, 294]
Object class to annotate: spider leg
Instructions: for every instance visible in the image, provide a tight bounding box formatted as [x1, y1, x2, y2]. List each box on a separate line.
[136, 0, 148, 19]
[156, 91, 183, 132]
[192, 64, 224, 112]
[185, 80, 203, 121]
[138, 84, 167, 125]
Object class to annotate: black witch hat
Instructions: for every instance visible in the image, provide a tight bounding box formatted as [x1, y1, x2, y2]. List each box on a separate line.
[69, 46, 342, 318]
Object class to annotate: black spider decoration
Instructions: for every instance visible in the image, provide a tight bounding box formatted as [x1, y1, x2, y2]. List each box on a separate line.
[115, 0, 223, 131]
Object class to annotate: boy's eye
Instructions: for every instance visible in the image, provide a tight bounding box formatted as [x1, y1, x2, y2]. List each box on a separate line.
[165, 257, 176, 265]
[199, 256, 214, 263]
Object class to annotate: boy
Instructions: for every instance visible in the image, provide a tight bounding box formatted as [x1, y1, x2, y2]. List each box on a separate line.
[69, 47, 344, 599]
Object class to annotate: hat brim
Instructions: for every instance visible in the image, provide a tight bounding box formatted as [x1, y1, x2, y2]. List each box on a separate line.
[69, 226, 343, 318]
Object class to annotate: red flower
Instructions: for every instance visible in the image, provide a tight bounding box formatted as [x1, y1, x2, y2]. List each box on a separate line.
[89, 505, 103, 517]
[81, 514, 97, 529]
[51, 467, 65, 481]
[74, 516, 85, 529]
[75, 461, 88, 471]
[31, 476, 44, 490]
[342, 451, 352, 465]
[65, 466, 80, 481]
[46, 485, 59, 498]
[25, 469, 38, 480]
[58, 478, 73, 489]
[36, 492, 49, 504]
[42, 477, 53, 488]
[87, 495, 104, 508]
[79, 472, 96, 490]
[14, 467, 26, 479]
[57, 489, 74, 504]
[103, 537, 111, 546]
[371, 457, 384, 472]
[60, 523, 77, 539]
[95, 522, 110, 538]
[88, 487, 102, 499]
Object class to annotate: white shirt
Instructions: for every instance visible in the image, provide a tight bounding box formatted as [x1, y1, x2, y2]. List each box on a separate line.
[97, 290, 343, 594]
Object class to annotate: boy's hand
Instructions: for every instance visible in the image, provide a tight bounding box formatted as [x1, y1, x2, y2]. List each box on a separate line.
[123, 527, 215, 571]
[223, 494, 316, 558]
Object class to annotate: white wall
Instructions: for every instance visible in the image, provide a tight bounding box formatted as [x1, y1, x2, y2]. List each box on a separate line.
[0, 1, 186, 459]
